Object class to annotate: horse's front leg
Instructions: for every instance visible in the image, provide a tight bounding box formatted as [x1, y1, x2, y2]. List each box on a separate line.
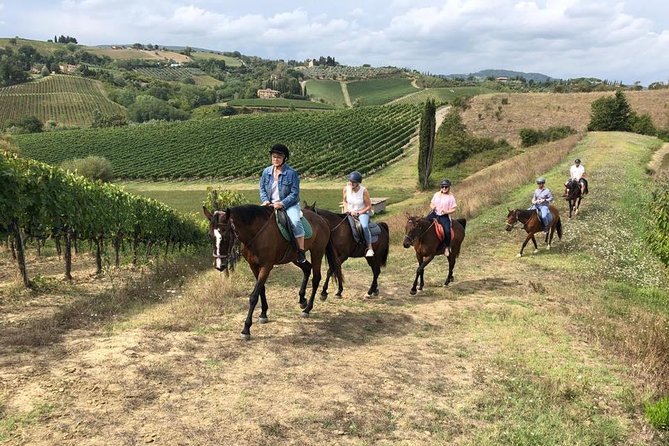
[302, 252, 323, 316]
[366, 257, 381, 297]
[320, 267, 332, 300]
[249, 263, 269, 323]
[444, 253, 456, 286]
[294, 260, 312, 309]
[242, 265, 272, 340]
[519, 234, 533, 257]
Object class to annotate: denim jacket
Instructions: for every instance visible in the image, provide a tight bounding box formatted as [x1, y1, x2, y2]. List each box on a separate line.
[259, 164, 300, 208]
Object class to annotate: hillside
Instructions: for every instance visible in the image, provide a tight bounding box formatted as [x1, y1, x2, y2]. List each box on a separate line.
[0, 75, 125, 127]
[462, 89, 669, 147]
[444, 68, 553, 82]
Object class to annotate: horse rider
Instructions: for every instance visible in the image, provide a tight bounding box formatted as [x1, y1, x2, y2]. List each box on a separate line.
[260, 143, 306, 263]
[342, 171, 375, 257]
[564, 158, 586, 196]
[427, 179, 457, 256]
[531, 177, 553, 234]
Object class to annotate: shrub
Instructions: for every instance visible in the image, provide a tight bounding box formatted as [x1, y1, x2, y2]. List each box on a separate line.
[203, 187, 247, 210]
[645, 396, 669, 430]
[60, 156, 114, 182]
[520, 126, 577, 147]
[647, 175, 669, 265]
[630, 113, 657, 136]
[14, 116, 44, 133]
[587, 90, 632, 131]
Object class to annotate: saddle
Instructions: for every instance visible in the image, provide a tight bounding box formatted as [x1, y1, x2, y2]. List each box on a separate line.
[347, 215, 381, 245]
[434, 222, 455, 244]
[276, 209, 313, 242]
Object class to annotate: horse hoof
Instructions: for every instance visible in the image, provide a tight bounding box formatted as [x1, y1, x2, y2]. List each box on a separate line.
[301, 312, 310, 318]
[258, 317, 269, 324]
[410, 289, 417, 295]
[335, 294, 343, 299]
[533, 249, 539, 254]
[241, 333, 251, 341]
[546, 246, 551, 250]
[374, 290, 379, 296]
[516, 253, 522, 258]
[365, 293, 373, 298]
[319, 295, 328, 301]
[299, 301, 307, 310]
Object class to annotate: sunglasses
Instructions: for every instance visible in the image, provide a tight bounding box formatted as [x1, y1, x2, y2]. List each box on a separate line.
[440, 185, 450, 189]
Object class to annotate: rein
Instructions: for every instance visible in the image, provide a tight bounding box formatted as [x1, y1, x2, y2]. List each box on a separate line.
[404, 219, 436, 245]
[312, 207, 348, 232]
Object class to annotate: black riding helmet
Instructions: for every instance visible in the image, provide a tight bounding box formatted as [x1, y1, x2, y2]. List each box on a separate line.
[574, 158, 581, 164]
[440, 179, 452, 188]
[348, 171, 363, 183]
[269, 143, 290, 163]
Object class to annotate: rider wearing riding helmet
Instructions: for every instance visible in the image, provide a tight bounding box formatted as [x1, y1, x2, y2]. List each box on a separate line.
[427, 179, 457, 256]
[564, 158, 587, 196]
[532, 177, 554, 234]
[343, 171, 375, 257]
[260, 143, 306, 263]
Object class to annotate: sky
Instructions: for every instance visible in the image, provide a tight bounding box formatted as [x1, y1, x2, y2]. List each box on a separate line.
[1, 0, 668, 85]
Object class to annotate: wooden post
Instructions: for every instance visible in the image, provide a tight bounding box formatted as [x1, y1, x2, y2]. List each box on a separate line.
[64, 228, 73, 281]
[11, 221, 30, 287]
[95, 237, 103, 275]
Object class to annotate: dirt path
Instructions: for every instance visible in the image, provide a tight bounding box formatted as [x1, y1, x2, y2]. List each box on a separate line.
[340, 81, 352, 107]
[1, 133, 667, 445]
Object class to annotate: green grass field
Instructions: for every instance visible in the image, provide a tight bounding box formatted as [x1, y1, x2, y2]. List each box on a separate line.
[347, 78, 418, 106]
[191, 51, 243, 67]
[305, 80, 347, 108]
[392, 86, 496, 105]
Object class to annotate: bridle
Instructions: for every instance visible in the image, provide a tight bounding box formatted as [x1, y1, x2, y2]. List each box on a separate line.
[403, 218, 436, 245]
[505, 210, 521, 230]
[210, 207, 276, 261]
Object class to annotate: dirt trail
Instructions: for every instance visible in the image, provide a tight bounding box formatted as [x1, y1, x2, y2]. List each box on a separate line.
[1, 133, 666, 445]
[340, 81, 352, 107]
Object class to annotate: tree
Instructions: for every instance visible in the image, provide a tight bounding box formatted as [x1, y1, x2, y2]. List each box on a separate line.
[15, 116, 43, 133]
[60, 156, 114, 182]
[418, 99, 436, 190]
[587, 90, 632, 131]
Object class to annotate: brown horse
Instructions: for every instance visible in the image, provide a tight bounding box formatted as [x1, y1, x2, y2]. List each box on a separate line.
[402, 216, 467, 295]
[505, 205, 562, 257]
[564, 179, 583, 218]
[304, 202, 389, 298]
[203, 205, 343, 340]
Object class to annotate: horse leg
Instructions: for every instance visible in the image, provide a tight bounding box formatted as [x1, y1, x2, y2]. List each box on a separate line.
[249, 263, 269, 324]
[320, 267, 332, 300]
[365, 257, 381, 297]
[519, 234, 533, 257]
[294, 260, 312, 310]
[302, 250, 323, 316]
[419, 255, 435, 291]
[242, 265, 272, 340]
[444, 254, 456, 286]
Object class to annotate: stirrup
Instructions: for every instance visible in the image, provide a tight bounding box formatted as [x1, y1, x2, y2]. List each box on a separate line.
[296, 249, 307, 263]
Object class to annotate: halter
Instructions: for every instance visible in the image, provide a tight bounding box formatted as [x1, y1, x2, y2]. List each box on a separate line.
[505, 210, 521, 231]
[211, 207, 276, 260]
[403, 218, 436, 245]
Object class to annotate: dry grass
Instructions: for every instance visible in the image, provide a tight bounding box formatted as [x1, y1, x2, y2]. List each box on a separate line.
[463, 90, 669, 147]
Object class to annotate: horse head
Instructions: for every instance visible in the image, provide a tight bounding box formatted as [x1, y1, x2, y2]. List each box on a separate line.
[403, 216, 424, 248]
[505, 209, 520, 231]
[202, 206, 237, 271]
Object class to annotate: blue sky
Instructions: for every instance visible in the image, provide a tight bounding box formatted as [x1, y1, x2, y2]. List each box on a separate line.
[2, 0, 668, 85]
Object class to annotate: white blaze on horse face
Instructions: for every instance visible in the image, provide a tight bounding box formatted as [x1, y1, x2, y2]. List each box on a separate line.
[214, 228, 223, 270]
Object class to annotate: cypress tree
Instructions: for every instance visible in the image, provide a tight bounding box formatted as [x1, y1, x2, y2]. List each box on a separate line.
[418, 99, 436, 190]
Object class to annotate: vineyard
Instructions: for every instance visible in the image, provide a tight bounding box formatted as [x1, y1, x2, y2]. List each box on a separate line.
[133, 66, 208, 81]
[347, 78, 418, 106]
[391, 86, 496, 105]
[296, 65, 404, 80]
[16, 104, 421, 179]
[305, 80, 348, 108]
[0, 152, 205, 286]
[0, 75, 125, 127]
[226, 98, 335, 109]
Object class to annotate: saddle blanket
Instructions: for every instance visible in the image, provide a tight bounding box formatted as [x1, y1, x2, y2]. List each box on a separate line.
[434, 222, 455, 243]
[276, 212, 313, 241]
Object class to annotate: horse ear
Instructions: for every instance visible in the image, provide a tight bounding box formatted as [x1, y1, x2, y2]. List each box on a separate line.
[203, 206, 213, 220]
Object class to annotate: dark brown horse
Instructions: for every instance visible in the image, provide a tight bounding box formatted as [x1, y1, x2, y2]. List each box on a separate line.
[505, 205, 562, 257]
[564, 179, 583, 218]
[402, 216, 466, 295]
[304, 202, 389, 298]
[203, 205, 343, 340]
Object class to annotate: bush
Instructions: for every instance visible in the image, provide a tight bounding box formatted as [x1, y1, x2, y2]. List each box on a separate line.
[203, 187, 247, 210]
[520, 126, 577, 147]
[587, 90, 632, 131]
[630, 113, 657, 136]
[60, 156, 114, 182]
[645, 396, 669, 430]
[127, 95, 189, 123]
[91, 109, 128, 128]
[15, 116, 43, 133]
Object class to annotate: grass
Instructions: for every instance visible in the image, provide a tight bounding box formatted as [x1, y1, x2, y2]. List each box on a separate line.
[191, 50, 243, 67]
[391, 86, 495, 105]
[347, 78, 417, 106]
[0, 402, 55, 442]
[304, 80, 348, 108]
[226, 98, 335, 110]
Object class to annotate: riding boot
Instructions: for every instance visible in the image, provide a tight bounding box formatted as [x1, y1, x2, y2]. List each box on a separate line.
[297, 249, 306, 263]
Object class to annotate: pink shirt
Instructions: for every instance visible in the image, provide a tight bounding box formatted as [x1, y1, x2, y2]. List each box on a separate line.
[431, 192, 457, 216]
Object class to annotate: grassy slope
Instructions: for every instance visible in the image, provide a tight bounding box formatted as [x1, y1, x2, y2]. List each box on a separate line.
[391, 86, 496, 105]
[2, 133, 669, 444]
[304, 80, 347, 108]
[226, 98, 335, 109]
[347, 78, 418, 106]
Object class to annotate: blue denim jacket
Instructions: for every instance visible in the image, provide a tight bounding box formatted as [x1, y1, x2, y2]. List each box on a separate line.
[259, 164, 300, 208]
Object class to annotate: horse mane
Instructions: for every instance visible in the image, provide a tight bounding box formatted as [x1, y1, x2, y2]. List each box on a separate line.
[228, 204, 272, 226]
[307, 205, 346, 219]
[515, 209, 535, 220]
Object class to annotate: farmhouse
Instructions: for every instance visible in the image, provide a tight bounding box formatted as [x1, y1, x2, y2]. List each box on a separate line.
[257, 88, 280, 99]
[58, 64, 77, 74]
[495, 76, 509, 83]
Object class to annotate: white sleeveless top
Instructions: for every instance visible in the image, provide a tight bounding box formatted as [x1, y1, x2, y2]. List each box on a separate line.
[346, 185, 366, 212]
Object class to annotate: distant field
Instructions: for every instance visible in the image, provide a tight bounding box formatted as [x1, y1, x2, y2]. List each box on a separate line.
[16, 105, 420, 179]
[86, 47, 191, 63]
[347, 78, 418, 106]
[0, 37, 66, 56]
[463, 89, 669, 147]
[226, 98, 335, 110]
[392, 86, 496, 105]
[191, 51, 243, 67]
[305, 80, 347, 108]
[121, 184, 413, 215]
[133, 66, 207, 81]
[0, 75, 125, 127]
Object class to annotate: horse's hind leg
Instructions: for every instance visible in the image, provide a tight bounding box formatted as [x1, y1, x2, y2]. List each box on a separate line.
[444, 255, 456, 286]
[366, 258, 381, 297]
[250, 263, 269, 323]
[242, 265, 271, 340]
[320, 267, 332, 300]
[302, 249, 323, 316]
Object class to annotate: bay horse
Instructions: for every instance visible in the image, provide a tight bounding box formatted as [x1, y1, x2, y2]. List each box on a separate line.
[564, 179, 583, 218]
[505, 205, 562, 257]
[203, 205, 343, 340]
[403, 216, 466, 295]
[304, 202, 389, 298]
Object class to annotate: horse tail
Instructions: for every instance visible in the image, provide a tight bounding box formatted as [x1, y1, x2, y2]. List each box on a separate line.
[378, 222, 390, 267]
[325, 238, 344, 287]
[556, 217, 563, 240]
[457, 218, 467, 231]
